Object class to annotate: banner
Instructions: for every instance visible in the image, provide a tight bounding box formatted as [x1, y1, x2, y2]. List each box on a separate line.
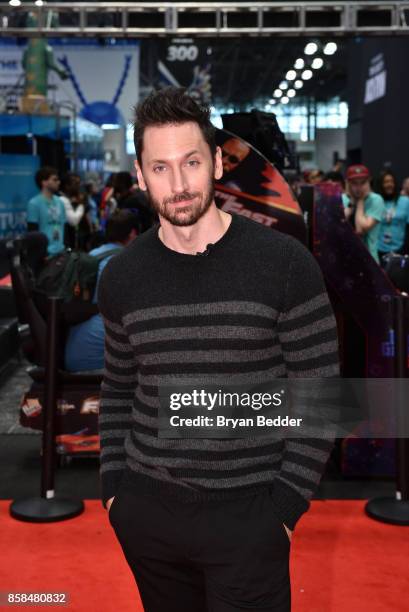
[157, 38, 212, 105]
[0, 40, 140, 127]
[0, 154, 40, 240]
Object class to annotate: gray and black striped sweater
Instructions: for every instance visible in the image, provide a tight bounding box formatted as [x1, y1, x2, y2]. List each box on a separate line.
[97, 213, 339, 529]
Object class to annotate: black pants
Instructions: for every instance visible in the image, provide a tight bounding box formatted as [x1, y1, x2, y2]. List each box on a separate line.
[109, 481, 291, 612]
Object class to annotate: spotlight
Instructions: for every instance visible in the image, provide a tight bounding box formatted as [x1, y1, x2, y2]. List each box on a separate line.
[286, 70, 297, 81]
[279, 81, 288, 90]
[9, 0, 21, 6]
[273, 89, 283, 98]
[35, 0, 44, 5]
[294, 58, 305, 70]
[294, 80, 303, 89]
[281, 97, 289, 104]
[301, 69, 313, 80]
[304, 42, 318, 56]
[287, 89, 296, 98]
[324, 42, 337, 55]
[312, 57, 324, 70]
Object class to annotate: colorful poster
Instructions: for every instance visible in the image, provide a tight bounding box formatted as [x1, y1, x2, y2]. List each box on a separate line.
[0, 40, 140, 127]
[215, 129, 306, 244]
[0, 154, 40, 239]
[158, 38, 212, 105]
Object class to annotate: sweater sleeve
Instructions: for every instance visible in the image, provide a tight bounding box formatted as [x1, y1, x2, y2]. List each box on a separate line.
[271, 237, 340, 530]
[97, 263, 138, 508]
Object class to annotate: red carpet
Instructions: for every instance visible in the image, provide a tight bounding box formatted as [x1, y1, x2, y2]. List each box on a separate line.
[1, 500, 408, 611]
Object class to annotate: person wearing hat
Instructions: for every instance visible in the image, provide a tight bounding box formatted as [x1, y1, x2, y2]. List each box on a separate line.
[342, 164, 385, 263]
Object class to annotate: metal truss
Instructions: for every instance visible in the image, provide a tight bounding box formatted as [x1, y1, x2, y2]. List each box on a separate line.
[1, 2, 409, 38]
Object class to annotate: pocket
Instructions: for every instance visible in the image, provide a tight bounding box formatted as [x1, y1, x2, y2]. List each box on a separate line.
[108, 479, 126, 524]
[265, 492, 291, 546]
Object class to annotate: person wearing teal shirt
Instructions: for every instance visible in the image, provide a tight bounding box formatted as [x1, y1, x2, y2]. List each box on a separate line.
[342, 164, 385, 264]
[27, 166, 66, 256]
[64, 210, 138, 372]
[376, 171, 409, 262]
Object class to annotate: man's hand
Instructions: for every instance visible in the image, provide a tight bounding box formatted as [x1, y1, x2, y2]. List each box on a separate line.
[283, 523, 292, 542]
[106, 496, 115, 511]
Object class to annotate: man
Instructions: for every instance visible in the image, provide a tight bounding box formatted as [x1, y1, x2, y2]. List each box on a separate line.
[342, 164, 385, 263]
[98, 87, 339, 612]
[114, 171, 156, 233]
[64, 210, 138, 372]
[27, 167, 66, 256]
[59, 172, 86, 250]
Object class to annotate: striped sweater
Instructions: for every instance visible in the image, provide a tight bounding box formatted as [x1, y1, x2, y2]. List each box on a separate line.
[97, 213, 339, 529]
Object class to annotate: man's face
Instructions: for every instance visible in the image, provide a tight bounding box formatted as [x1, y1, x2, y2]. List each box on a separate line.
[43, 174, 60, 194]
[348, 177, 369, 200]
[382, 174, 395, 197]
[221, 138, 250, 174]
[135, 122, 222, 227]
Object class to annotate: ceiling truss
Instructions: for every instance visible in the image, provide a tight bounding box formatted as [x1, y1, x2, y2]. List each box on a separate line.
[2, 2, 409, 38]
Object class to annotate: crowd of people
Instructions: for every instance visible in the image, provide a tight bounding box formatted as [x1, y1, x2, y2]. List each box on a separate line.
[27, 166, 156, 257]
[24, 160, 409, 373]
[302, 164, 409, 265]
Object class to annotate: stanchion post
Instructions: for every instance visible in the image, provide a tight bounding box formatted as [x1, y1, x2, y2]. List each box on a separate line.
[41, 296, 60, 500]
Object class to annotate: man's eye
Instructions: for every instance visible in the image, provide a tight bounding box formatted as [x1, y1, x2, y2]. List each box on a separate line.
[153, 166, 166, 173]
[187, 160, 200, 167]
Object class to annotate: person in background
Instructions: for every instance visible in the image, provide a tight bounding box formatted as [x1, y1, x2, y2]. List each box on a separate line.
[342, 164, 385, 264]
[60, 173, 87, 250]
[114, 171, 156, 233]
[308, 169, 324, 185]
[85, 180, 100, 231]
[376, 170, 409, 264]
[100, 173, 117, 229]
[401, 177, 409, 197]
[324, 171, 345, 190]
[64, 209, 139, 372]
[27, 166, 66, 256]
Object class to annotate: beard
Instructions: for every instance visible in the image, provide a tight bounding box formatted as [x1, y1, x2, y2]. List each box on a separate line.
[146, 175, 215, 227]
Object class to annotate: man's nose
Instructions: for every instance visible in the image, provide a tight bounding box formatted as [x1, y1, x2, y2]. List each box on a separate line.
[171, 167, 188, 193]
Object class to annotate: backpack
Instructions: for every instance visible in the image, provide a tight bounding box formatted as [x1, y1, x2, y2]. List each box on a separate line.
[35, 248, 119, 302]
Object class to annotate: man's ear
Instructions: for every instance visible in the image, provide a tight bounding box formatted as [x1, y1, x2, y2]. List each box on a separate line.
[214, 146, 223, 181]
[134, 160, 147, 191]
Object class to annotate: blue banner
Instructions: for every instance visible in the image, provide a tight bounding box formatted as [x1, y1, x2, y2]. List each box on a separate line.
[0, 154, 40, 239]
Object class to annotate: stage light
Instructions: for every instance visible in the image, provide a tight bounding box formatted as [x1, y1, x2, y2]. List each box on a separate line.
[287, 89, 296, 98]
[324, 42, 337, 55]
[301, 69, 313, 80]
[273, 89, 283, 98]
[294, 58, 305, 70]
[304, 42, 318, 56]
[312, 57, 324, 70]
[35, 0, 44, 6]
[294, 80, 303, 89]
[281, 96, 289, 104]
[9, 0, 21, 6]
[279, 81, 288, 90]
[286, 70, 297, 81]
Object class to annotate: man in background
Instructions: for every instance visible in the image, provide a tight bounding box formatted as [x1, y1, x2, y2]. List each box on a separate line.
[27, 166, 66, 256]
[64, 209, 138, 372]
[343, 164, 385, 263]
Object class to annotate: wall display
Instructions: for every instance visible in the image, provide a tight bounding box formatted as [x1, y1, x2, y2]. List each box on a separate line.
[0, 40, 140, 127]
[0, 154, 39, 240]
[158, 38, 212, 105]
[215, 129, 306, 244]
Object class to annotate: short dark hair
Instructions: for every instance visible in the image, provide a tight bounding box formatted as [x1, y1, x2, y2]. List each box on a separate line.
[35, 166, 58, 190]
[376, 170, 398, 200]
[114, 171, 133, 196]
[105, 209, 139, 243]
[325, 171, 345, 188]
[133, 87, 216, 164]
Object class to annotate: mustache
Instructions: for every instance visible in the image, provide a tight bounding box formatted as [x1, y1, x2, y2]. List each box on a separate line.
[164, 192, 200, 205]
